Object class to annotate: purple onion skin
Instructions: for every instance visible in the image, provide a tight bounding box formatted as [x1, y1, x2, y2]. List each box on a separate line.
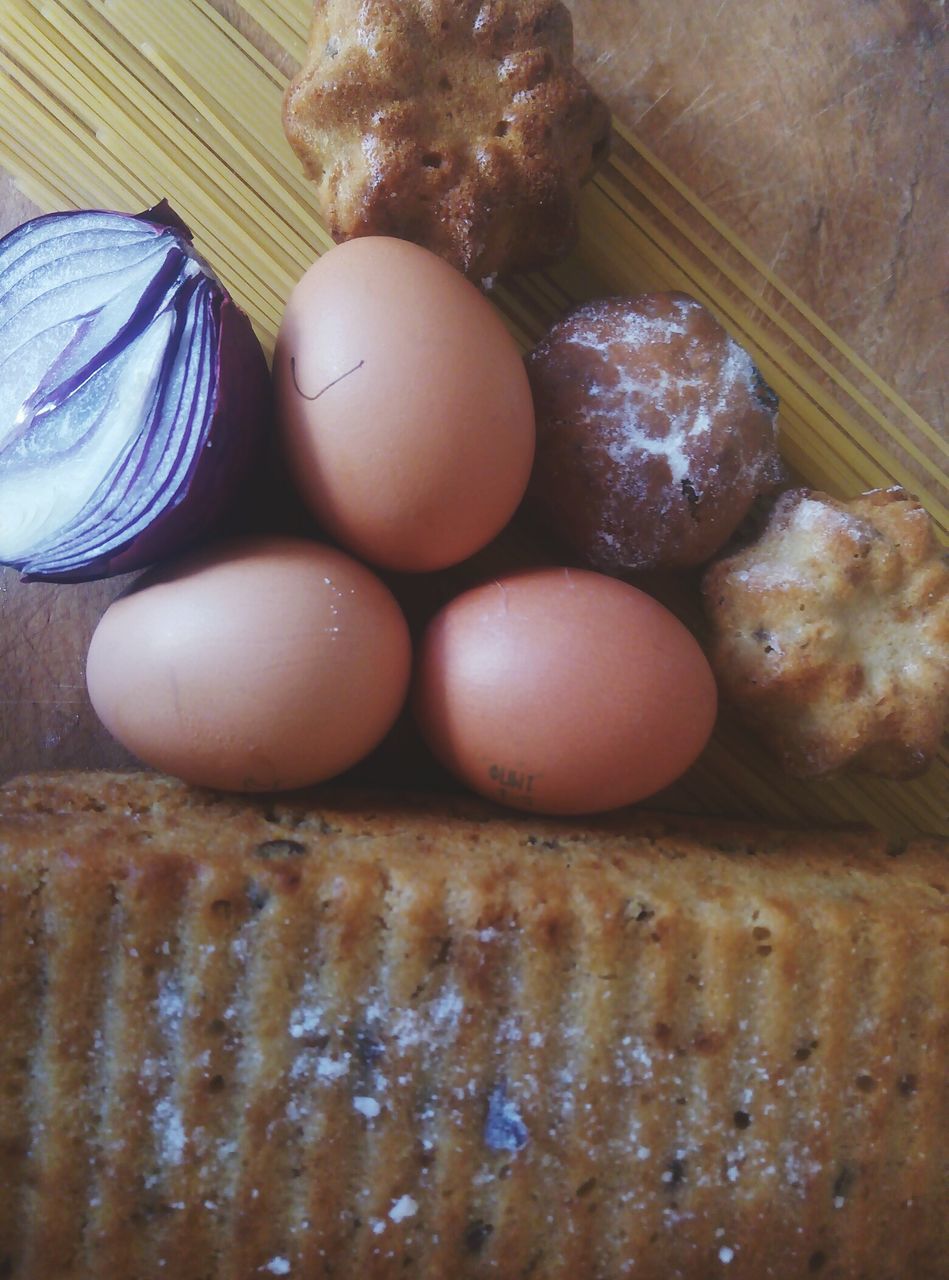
[145, 199, 190, 237]
[3, 201, 270, 584]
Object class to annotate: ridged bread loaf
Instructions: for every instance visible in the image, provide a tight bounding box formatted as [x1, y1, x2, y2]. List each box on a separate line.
[1, 772, 946, 1279]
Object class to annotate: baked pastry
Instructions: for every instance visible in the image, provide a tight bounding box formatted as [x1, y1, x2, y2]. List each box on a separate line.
[702, 486, 949, 778]
[282, 0, 611, 281]
[525, 293, 785, 572]
[2, 770, 947, 1278]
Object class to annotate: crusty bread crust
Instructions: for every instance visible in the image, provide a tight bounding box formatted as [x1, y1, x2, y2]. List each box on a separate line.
[1, 772, 946, 1278]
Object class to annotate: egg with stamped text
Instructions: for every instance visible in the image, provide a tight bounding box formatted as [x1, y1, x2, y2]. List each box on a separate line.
[413, 567, 717, 814]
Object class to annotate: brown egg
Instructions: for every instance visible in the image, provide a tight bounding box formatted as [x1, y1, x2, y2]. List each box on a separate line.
[413, 567, 717, 814]
[274, 237, 535, 572]
[86, 536, 411, 791]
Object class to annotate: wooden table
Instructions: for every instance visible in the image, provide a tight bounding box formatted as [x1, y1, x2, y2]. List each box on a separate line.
[1, 0, 945, 830]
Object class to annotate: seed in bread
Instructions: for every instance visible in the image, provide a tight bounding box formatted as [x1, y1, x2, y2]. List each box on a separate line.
[282, 0, 611, 281]
[702, 486, 949, 778]
[1, 771, 947, 1278]
[525, 293, 785, 572]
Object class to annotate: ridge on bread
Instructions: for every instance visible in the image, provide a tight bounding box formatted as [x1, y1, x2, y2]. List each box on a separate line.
[1, 772, 946, 1279]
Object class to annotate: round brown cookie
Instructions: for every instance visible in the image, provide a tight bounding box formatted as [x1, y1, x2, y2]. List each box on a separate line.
[283, 0, 611, 281]
[525, 292, 785, 572]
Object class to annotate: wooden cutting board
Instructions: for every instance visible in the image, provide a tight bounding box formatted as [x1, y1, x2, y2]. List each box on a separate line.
[0, 0, 945, 834]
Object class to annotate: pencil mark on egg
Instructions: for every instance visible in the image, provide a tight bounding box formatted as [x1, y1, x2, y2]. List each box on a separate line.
[290, 356, 365, 402]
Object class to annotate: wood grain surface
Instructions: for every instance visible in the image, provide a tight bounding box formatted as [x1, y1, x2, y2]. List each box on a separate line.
[1, 1, 945, 830]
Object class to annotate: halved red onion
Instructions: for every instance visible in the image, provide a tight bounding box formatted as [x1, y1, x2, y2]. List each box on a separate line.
[0, 201, 269, 582]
